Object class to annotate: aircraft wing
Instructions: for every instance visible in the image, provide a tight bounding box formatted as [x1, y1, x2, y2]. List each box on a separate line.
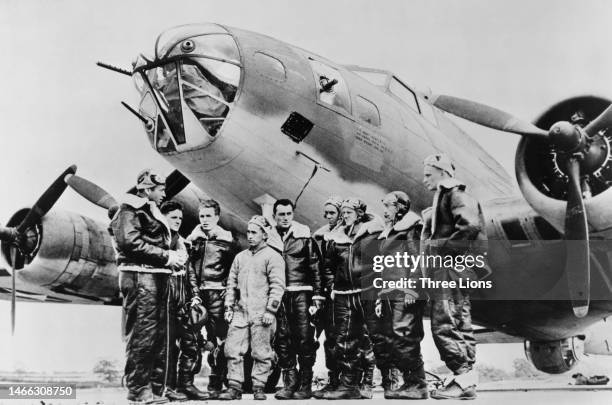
[474, 328, 523, 344]
[0, 272, 103, 304]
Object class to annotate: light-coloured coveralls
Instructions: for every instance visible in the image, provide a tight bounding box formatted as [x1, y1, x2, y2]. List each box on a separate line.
[224, 244, 286, 389]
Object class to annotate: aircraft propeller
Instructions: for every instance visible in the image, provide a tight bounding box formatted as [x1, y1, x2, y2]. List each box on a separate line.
[0, 165, 77, 334]
[428, 94, 612, 318]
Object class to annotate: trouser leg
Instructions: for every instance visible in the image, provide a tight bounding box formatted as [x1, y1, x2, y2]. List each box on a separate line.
[362, 298, 392, 371]
[224, 310, 249, 388]
[431, 298, 473, 374]
[177, 314, 201, 387]
[275, 295, 296, 369]
[456, 295, 476, 369]
[120, 272, 166, 395]
[250, 319, 277, 388]
[202, 289, 228, 390]
[388, 298, 425, 373]
[152, 275, 180, 390]
[334, 294, 366, 385]
[321, 299, 337, 371]
[292, 291, 317, 369]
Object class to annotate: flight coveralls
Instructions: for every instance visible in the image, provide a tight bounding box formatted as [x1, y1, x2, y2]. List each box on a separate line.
[109, 194, 173, 398]
[185, 225, 237, 392]
[324, 217, 383, 390]
[376, 211, 427, 393]
[224, 244, 286, 390]
[268, 221, 322, 396]
[421, 178, 490, 388]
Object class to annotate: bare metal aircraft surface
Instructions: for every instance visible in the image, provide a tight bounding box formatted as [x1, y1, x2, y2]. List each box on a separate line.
[1, 23, 611, 375]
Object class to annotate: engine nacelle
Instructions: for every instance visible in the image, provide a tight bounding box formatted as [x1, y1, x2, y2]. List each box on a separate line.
[516, 96, 612, 236]
[1, 208, 119, 302]
[524, 337, 584, 374]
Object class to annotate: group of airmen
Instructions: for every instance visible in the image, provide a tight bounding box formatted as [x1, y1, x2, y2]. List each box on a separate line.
[109, 153, 488, 403]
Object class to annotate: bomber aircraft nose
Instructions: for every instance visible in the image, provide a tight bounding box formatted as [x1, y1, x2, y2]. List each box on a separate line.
[131, 23, 242, 155]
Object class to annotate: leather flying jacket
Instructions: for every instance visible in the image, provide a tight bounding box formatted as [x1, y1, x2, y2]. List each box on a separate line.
[186, 225, 237, 295]
[109, 194, 171, 272]
[324, 215, 384, 293]
[268, 221, 323, 299]
[313, 223, 342, 297]
[421, 178, 490, 280]
[378, 211, 423, 298]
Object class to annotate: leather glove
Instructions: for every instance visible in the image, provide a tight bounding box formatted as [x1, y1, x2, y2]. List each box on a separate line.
[375, 298, 382, 318]
[262, 311, 275, 326]
[224, 308, 234, 324]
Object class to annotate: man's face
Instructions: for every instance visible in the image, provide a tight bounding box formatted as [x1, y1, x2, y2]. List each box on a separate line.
[423, 165, 446, 191]
[274, 204, 294, 230]
[382, 196, 399, 225]
[147, 185, 166, 206]
[323, 204, 340, 227]
[199, 207, 219, 231]
[342, 207, 358, 226]
[165, 209, 183, 232]
[247, 223, 266, 247]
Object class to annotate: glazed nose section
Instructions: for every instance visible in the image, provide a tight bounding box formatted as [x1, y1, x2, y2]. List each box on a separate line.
[132, 24, 242, 155]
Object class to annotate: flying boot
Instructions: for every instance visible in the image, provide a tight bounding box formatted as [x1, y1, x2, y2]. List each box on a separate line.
[320, 371, 362, 400]
[293, 367, 314, 399]
[312, 370, 339, 399]
[359, 364, 374, 399]
[385, 365, 429, 399]
[274, 367, 299, 399]
[381, 367, 401, 396]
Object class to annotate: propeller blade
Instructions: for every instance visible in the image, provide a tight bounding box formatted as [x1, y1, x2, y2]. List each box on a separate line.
[583, 104, 612, 137]
[0, 227, 17, 242]
[429, 94, 549, 139]
[10, 247, 17, 335]
[66, 174, 118, 210]
[16, 165, 77, 234]
[165, 170, 190, 200]
[564, 157, 590, 318]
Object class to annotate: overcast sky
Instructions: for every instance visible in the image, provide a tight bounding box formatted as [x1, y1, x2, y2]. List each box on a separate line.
[1, 0, 612, 372]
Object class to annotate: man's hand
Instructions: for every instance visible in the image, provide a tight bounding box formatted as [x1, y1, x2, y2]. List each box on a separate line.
[309, 298, 323, 315]
[224, 308, 234, 324]
[262, 311, 275, 326]
[190, 296, 202, 307]
[167, 250, 187, 270]
[375, 298, 383, 318]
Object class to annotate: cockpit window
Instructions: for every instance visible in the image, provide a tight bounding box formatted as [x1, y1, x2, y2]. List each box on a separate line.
[308, 59, 351, 114]
[352, 70, 388, 87]
[389, 78, 419, 113]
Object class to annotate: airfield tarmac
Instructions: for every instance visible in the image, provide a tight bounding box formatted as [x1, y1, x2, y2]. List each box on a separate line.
[2, 386, 611, 405]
